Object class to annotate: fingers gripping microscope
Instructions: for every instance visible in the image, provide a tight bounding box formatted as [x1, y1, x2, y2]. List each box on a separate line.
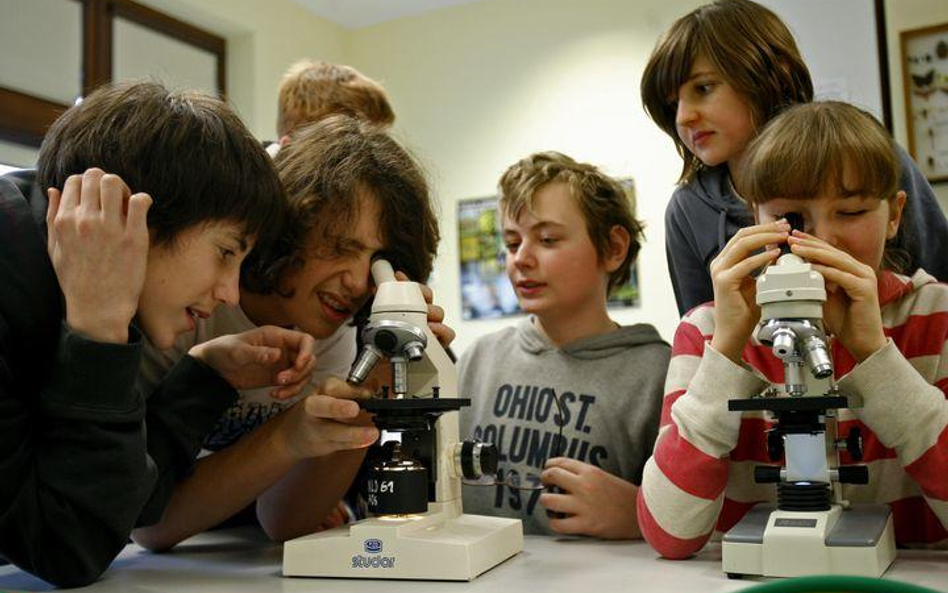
[721, 216, 896, 579]
[283, 260, 523, 581]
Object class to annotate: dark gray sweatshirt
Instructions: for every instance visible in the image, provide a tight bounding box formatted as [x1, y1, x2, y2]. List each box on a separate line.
[665, 145, 948, 315]
[458, 317, 669, 535]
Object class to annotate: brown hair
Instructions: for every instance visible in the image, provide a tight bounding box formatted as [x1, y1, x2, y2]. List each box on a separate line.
[276, 60, 395, 136]
[38, 80, 285, 252]
[735, 101, 906, 271]
[498, 151, 643, 293]
[640, 0, 812, 183]
[242, 114, 439, 296]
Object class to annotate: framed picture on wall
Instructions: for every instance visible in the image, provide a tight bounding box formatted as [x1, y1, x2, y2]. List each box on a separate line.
[901, 22, 948, 183]
[457, 178, 639, 321]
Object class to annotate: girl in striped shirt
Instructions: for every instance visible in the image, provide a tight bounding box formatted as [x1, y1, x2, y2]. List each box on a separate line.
[638, 101, 948, 559]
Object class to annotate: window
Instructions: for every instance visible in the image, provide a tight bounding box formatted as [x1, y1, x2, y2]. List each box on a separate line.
[0, 0, 225, 167]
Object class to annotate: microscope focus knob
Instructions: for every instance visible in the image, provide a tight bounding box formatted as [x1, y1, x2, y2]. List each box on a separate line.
[766, 430, 784, 462]
[754, 465, 782, 483]
[838, 465, 869, 485]
[458, 441, 499, 479]
[847, 427, 864, 461]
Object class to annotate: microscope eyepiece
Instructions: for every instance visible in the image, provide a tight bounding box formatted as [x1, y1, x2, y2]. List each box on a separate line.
[780, 212, 805, 255]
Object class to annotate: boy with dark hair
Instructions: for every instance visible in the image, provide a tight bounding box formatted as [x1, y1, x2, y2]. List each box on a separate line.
[135, 114, 445, 549]
[460, 151, 669, 538]
[0, 80, 317, 587]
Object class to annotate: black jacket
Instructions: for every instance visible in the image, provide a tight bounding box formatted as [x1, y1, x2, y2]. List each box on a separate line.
[0, 171, 237, 587]
[665, 145, 948, 316]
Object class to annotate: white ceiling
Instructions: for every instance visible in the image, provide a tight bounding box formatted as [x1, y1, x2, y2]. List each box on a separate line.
[287, 0, 487, 29]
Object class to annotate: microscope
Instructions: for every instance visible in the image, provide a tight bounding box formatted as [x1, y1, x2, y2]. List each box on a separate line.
[283, 260, 523, 580]
[721, 215, 896, 579]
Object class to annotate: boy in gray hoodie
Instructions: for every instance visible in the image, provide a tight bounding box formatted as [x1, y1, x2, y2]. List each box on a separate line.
[459, 152, 669, 539]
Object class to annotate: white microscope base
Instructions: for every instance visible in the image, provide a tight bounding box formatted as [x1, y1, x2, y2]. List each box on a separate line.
[283, 502, 523, 580]
[722, 504, 896, 578]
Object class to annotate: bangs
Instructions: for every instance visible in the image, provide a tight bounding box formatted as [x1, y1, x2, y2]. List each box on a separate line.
[641, 24, 700, 135]
[736, 102, 899, 205]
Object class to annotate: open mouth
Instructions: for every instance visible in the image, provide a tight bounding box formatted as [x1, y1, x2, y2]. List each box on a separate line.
[319, 292, 353, 317]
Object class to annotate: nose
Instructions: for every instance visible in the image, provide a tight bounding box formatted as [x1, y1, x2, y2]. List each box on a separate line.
[341, 254, 372, 298]
[511, 240, 536, 270]
[807, 215, 839, 247]
[675, 97, 697, 128]
[213, 264, 241, 307]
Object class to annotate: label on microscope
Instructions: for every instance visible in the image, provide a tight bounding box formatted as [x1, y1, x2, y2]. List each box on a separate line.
[351, 538, 396, 569]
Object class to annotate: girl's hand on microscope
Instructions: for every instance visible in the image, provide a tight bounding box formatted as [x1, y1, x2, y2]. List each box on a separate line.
[787, 231, 886, 362]
[189, 325, 318, 399]
[394, 271, 456, 347]
[538, 457, 642, 540]
[277, 376, 379, 460]
[709, 220, 790, 363]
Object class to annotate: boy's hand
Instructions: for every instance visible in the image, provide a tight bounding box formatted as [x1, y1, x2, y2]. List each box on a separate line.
[188, 326, 317, 398]
[394, 271, 456, 347]
[709, 220, 789, 363]
[788, 231, 886, 362]
[46, 168, 152, 344]
[275, 376, 379, 460]
[539, 457, 641, 540]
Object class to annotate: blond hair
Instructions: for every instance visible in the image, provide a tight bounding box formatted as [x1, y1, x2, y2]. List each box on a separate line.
[499, 151, 643, 292]
[276, 59, 394, 136]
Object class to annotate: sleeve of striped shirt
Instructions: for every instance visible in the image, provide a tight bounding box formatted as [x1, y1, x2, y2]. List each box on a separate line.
[838, 336, 948, 530]
[638, 312, 768, 558]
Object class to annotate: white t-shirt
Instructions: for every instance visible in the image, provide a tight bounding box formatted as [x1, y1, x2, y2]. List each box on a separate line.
[139, 304, 357, 451]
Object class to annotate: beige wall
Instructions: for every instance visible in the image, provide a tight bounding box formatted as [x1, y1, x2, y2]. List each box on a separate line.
[139, 0, 347, 140]
[346, 0, 699, 352]
[129, 0, 948, 353]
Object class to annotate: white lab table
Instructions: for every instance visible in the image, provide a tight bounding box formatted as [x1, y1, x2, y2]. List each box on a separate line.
[0, 527, 945, 592]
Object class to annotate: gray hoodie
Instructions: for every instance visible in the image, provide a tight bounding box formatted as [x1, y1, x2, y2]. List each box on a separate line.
[666, 145, 948, 316]
[458, 317, 669, 535]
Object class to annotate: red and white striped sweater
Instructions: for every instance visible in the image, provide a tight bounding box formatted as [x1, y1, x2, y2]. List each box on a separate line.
[638, 269, 948, 559]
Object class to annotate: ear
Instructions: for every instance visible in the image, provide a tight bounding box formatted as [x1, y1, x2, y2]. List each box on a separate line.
[603, 225, 631, 273]
[279, 135, 291, 146]
[886, 190, 907, 240]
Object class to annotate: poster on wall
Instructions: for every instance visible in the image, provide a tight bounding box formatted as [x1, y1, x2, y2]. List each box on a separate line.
[458, 179, 639, 321]
[901, 22, 948, 183]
